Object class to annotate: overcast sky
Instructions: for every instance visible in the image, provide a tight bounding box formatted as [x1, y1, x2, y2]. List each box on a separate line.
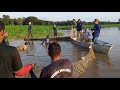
[0, 12, 120, 22]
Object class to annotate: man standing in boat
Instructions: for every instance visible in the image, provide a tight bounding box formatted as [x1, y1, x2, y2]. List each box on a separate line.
[71, 19, 77, 38]
[76, 19, 83, 41]
[92, 19, 101, 44]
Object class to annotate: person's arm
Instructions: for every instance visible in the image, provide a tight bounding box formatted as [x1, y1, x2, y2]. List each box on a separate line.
[88, 32, 91, 38]
[12, 47, 23, 72]
[11, 47, 33, 77]
[41, 39, 45, 45]
[93, 24, 97, 30]
[30, 25, 32, 31]
[75, 22, 77, 28]
[81, 23, 83, 29]
[2, 32, 9, 46]
[15, 64, 34, 76]
[29, 70, 37, 78]
[28, 25, 30, 30]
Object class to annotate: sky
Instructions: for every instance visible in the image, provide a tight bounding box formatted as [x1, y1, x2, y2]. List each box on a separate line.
[0, 12, 120, 22]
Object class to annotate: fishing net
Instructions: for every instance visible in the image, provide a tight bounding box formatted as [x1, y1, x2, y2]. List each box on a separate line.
[88, 40, 96, 60]
[72, 35, 96, 78]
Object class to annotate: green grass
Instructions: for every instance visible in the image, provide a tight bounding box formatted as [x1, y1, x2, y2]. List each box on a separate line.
[6, 25, 64, 39]
[5, 24, 120, 39]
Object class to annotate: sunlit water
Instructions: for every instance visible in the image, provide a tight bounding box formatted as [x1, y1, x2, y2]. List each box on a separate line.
[10, 27, 120, 78]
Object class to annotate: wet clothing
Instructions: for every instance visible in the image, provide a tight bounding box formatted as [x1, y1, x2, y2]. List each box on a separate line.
[76, 22, 82, 31]
[0, 43, 23, 78]
[41, 38, 50, 45]
[40, 59, 73, 78]
[2, 37, 9, 46]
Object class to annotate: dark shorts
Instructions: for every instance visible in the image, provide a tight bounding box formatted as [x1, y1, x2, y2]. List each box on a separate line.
[28, 30, 32, 34]
[54, 32, 57, 36]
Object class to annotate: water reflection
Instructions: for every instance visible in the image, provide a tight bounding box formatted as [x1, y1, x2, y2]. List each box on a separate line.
[95, 53, 112, 67]
[83, 53, 113, 78]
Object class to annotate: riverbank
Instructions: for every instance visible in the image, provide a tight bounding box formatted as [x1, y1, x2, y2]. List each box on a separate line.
[6, 24, 120, 39]
[6, 25, 66, 40]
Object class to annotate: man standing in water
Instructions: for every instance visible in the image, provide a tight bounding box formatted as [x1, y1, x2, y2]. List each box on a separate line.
[0, 22, 34, 78]
[53, 23, 58, 39]
[28, 22, 33, 38]
[27, 22, 33, 45]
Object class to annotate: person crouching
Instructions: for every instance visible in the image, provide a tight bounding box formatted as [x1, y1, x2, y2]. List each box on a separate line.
[17, 42, 29, 51]
[41, 35, 51, 48]
[81, 29, 92, 43]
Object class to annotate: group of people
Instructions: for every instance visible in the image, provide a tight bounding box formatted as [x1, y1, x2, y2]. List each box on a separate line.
[0, 21, 72, 78]
[0, 18, 101, 78]
[72, 18, 101, 44]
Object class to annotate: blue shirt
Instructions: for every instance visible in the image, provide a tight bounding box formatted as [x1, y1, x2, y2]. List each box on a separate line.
[76, 22, 82, 31]
[82, 31, 91, 39]
[93, 24, 101, 37]
[28, 25, 32, 31]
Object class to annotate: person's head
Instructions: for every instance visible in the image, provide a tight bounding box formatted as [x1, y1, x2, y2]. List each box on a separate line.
[94, 19, 99, 24]
[78, 19, 81, 22]
[48, 42, 61, 61]
[0, 22, 6, 42]
[24, 42, 28, 46]
[29, 22, 31, 25]
[53, 23, 56, 27]
[73, 19, 75, 21]
[46, 35, 49, 38]
[84, 28, 89, 32]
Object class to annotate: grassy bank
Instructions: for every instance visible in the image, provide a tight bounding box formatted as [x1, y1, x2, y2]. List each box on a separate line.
[6, 25, 67, 39]
[5, 24, 120, 39]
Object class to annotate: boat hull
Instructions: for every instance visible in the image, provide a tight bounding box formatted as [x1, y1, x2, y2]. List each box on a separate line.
[70, 38, 113, 54]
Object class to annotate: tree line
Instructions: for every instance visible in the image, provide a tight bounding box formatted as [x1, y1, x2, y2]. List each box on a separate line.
[0, 15, 120, 26]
